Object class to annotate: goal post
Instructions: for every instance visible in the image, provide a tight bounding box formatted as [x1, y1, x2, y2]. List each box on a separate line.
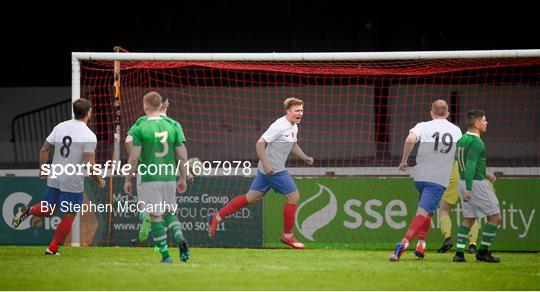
[70, 49, 540, 249]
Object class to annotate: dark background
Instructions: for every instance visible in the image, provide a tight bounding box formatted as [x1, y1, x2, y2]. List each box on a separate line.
[1, 1, 539, 87]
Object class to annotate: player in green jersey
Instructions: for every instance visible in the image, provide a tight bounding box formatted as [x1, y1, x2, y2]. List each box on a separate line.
[126, 95, 187, 246]
[453, 109, 501, 263]
[123, 91, 190, 263]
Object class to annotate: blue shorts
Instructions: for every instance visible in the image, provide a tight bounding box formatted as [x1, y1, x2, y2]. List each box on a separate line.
[45, 186, 84, 213]
[414, 181, 446, 214]
[250, 170, 297, 195]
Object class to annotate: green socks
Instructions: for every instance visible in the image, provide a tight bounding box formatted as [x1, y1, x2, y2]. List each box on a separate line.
[479, 223, 498, 251]
[151, 221, 170, 259]
[456, 225, 471, 253]
[164, 213, 185, 242]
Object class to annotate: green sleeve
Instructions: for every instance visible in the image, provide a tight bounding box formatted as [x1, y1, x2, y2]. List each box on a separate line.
[174, 122, 186, 146]
[127, 124, 136, 137]
[132, 126, 142, 146]
[127, 116, 146, 136]
[465, 141, 482, 191]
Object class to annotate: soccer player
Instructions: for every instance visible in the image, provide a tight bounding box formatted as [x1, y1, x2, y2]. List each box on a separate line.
[389, 99, 462, 261]
[12, 98, 106, 255]
[437, 161, 480, 254]
[123, 91, 190, 263]
[207, 97, 313, 249]
[125, 94, 188, 246]
[453, 110, 501, 263]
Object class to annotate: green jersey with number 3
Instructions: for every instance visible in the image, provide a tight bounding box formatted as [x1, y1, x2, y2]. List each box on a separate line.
[456, 133, 487, 191]
[127, 114, 186, 165]
[127, 114, 185, 140]
[131, 116, 185, 182]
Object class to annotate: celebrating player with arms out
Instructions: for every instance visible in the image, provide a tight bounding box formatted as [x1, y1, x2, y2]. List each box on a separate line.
[12, 98, 105, 255]
[123, 91, 190, 263]
[453, 110, 501, 263]
[390, 99, 462, 261]
[208, 97, 313, 249]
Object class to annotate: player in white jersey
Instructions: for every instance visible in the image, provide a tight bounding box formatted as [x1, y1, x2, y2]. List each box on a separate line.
[12, 98, 105, 255]
[207, 97, 314, 249]
[389, 99, 462, 261]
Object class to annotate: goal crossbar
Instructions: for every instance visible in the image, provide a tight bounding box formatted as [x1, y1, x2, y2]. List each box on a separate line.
[71, 49, 540, 100]
[72, 49, 540, 62]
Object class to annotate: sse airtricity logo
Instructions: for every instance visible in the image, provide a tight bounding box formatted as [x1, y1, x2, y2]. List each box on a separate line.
[295, 184, 337, 241]
[2, 192, 32, 230]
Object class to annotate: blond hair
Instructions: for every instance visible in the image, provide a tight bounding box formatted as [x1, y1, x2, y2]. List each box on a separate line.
[431, 99, 449, 117]
[284, 97, 304, 110]
[143, 91, 162, 111]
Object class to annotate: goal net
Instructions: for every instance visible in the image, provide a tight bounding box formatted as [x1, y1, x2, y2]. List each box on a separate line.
[74, 51, 540, 249]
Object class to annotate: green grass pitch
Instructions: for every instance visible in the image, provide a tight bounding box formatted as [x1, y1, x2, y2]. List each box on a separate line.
[1, 246, 538, 290]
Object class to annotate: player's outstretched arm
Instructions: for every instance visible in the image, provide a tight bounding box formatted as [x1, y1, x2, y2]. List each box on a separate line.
[291, 142, 313, 165]
[175, 144, 188, 194]
[256, 138, 274, 174]
[399, 133, 417, 171]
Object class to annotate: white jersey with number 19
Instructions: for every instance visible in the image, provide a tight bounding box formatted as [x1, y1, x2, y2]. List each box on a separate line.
[409, 119, 462, 187]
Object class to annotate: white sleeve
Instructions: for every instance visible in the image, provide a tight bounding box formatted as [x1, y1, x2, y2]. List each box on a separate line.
[455, 127, 463, 140]
[409, 122, 423, 142]
[260, 122, 282, 143]
[83, 133, 97, 154]
[45, 126, 57, 143]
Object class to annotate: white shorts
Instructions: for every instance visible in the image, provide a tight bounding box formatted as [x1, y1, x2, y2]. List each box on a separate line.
[459, 180, 500, 219]
[136, 173, 143, 198]
[136, 173, 150, 216]
[138, 181, 177, 216]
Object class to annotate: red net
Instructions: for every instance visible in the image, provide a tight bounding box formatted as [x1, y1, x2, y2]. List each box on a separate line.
[81, 58, 540, 169]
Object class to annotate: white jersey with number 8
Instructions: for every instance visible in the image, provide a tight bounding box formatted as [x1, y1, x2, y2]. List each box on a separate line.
[46, 119, 97, 193]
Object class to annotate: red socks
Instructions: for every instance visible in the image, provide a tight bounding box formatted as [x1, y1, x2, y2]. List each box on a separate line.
[417, 215, 433, 241]
[218, 195, 248, 219]
[29, 203, 54, 217]
[404, 215, 428, 242]
[30, 203, 69, 252]
[283, 203, 296, 235]
[48, 214, 74, 253]
[217, 195, 297, 236]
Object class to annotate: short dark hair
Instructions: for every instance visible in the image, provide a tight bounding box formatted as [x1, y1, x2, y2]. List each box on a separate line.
[161, 95, 169, 104]
[467, 109, 485, 128]
[73, 98, 92, 119]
